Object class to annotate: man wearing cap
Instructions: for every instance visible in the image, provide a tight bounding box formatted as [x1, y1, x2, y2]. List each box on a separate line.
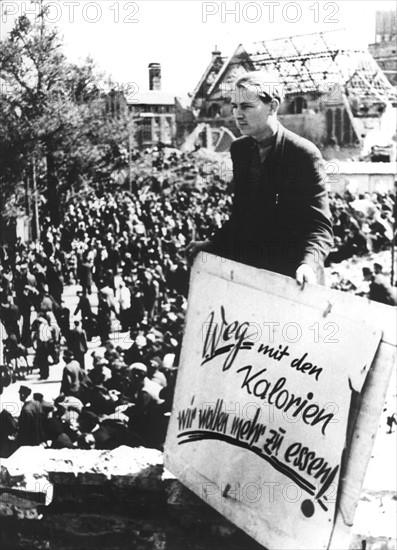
[186, 71, 333, 286]
[16, 385, 45, 447]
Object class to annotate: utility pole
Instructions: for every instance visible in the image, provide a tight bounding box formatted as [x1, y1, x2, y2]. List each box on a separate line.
[32, 157, 40, 241]
[128, 114, 133, 194]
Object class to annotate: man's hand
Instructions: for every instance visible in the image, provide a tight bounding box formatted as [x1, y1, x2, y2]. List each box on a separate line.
[184, 240, 213, 264]
[295, 264, 317, 289]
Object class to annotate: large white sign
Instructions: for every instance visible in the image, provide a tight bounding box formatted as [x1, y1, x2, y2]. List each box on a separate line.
[165, 254, 382, 550]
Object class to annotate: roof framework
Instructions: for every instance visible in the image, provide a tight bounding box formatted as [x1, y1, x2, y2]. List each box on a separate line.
[233, 30, 396, 102]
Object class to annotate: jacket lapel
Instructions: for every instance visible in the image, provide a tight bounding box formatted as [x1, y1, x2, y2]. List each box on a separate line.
[266, 122, 286, 192]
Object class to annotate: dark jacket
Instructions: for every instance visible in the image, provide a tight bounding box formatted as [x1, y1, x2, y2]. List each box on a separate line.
[16, 400, 45, 447]
[0, 409, 18, 457]
[60, 360, 85, 396]
[74, 295, 93, 318]
[369, 275, 397, 306]
[211, 124, 333, 278]
[70, 326, 88, 356]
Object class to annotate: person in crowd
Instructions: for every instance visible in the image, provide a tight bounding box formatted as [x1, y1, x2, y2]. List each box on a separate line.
[387, 412, 397, 434]
[60, 349, 85, 398]
[2, 332, 29, 380]
[362, 266, 397, 306]
[14, 263, 38, 347]
[97, 289, 113, 345]
[69, 320, 88, 370]
[0, 294, 21, 340]
[373, 262, 383, 275]
[16, 385, 46, 447]
[124, 362, 165, 449]
[46, 257, 64, 305]
[74, 291, 94, 341]
[0, 365, 18, 458]
[116, 281, 131, 332]
[128, 287, 146, 334]
[78, 251, 94, 295]
[31, 312, 52, 380]
[56, 304, 72, 345]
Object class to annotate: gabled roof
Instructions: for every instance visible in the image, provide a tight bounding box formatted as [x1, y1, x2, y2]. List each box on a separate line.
[191, 53, 227, 101]
[207, 29, 396, 103]
[207, 48, 253, 96]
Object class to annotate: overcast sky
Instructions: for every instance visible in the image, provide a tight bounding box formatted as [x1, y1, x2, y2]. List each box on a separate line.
[1, 0, 395, 96]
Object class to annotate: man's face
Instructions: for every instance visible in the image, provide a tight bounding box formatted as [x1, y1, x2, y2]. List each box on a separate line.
[232, 87, 275, 140]
[130, 368, 146, 390]
[19, 390, 29, 402]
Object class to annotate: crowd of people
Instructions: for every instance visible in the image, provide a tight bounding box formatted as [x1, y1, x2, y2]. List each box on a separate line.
[327, 190, 395, 263]
[0, 147, 231, 456]
[0, 146, 396, 458]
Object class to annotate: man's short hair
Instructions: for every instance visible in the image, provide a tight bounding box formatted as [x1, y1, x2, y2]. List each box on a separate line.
[235, 70, 282, 104]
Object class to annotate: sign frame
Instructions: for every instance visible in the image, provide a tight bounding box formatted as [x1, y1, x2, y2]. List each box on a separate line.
[164, 253, 396, 549]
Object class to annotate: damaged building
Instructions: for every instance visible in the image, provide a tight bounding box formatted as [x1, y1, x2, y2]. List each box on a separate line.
[190, 30, 397, 160]
[106, 63, 195, 148]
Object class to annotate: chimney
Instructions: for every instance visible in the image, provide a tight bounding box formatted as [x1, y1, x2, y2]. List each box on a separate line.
[211, 45, 221, 60]
[149, 63, 161, 91]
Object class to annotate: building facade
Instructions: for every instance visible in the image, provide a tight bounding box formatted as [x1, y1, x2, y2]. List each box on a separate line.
[106, 64, 195, 148]
[369, 10, 397, 86]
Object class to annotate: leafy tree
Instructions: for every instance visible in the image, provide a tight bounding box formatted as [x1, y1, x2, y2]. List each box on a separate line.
[0, 2, 132, 228]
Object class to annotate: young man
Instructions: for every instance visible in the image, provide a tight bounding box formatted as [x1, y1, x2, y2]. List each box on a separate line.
[186, 71, 333, 286]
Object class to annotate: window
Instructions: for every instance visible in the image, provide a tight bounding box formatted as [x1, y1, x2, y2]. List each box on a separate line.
[288, 96, 307, 114]
[343, 109, 351, 144]
[326, 109, 334, 140]
[335, 108, 342, 145]
[142, 118, 152, 142]
[208, 103, 221, 118]
[153, 117, 161, 141]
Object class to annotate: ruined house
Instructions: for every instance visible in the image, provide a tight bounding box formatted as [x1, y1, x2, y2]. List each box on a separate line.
[191, 30, 397, 159]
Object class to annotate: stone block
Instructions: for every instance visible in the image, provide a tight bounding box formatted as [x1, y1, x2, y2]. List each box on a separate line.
[1, 446, 395, 550]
